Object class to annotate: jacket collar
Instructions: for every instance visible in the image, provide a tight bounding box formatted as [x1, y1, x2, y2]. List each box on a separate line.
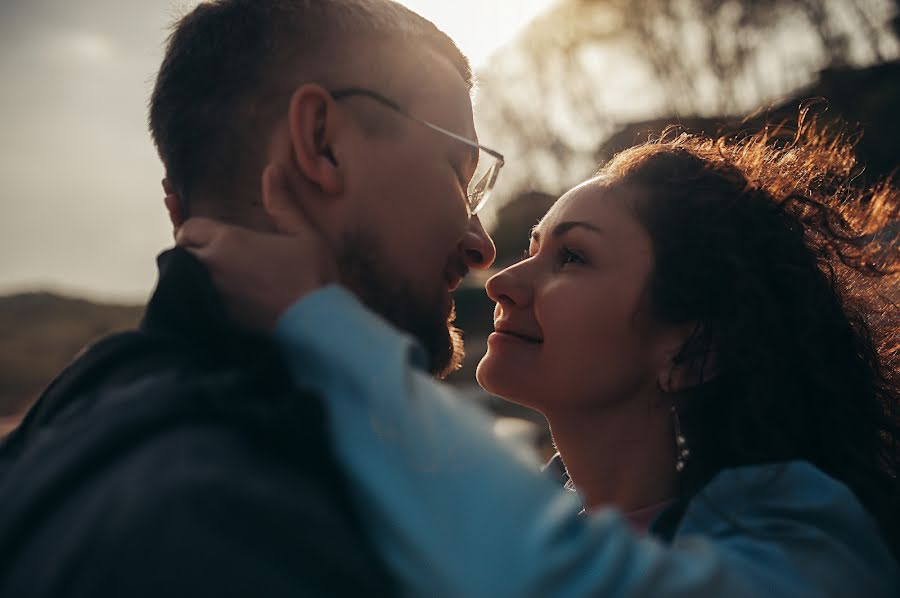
[141, 247, 271, 362]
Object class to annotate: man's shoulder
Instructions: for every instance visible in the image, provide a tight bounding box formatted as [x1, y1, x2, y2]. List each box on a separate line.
[76, 419, 366, 556]
[0, 332, 395, 597]
[1, 421, 392, 597]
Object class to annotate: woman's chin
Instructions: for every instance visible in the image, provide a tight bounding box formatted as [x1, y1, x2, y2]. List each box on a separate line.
[475, 353, 505, 392]
[476, 356, 541, 409]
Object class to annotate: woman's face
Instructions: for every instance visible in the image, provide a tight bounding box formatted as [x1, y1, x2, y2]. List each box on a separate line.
[476, 179, 682, 413]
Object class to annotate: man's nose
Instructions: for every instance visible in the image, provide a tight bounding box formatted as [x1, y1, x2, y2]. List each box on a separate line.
[459, 215, 496, 270]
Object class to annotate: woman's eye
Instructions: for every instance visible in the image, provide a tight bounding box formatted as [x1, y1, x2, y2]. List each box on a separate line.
[560, 247, 586, 266]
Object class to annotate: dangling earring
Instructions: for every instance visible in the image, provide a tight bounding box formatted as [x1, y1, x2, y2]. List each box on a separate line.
[671, 404, 691, 472]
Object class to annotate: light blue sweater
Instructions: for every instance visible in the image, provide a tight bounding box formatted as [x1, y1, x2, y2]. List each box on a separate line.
[275, 285, 899, 598]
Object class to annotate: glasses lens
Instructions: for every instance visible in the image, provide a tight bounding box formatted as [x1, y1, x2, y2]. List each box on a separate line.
[467, 150, 502, 214]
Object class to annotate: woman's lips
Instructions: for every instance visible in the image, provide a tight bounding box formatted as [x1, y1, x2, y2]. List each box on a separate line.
[491, 323, 543, 344]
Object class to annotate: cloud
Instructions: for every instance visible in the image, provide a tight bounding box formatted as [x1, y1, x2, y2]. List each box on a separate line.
[63, 31, 116, 63]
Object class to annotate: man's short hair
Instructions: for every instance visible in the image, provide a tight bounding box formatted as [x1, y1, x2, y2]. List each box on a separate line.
[148, 0, 472, 208]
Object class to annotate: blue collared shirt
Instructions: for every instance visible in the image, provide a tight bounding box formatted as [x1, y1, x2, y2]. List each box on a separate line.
[275, 285, 899, 598]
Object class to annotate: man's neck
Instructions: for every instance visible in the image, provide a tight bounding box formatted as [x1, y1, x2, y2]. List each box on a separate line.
[546, 392, 678, 513]
[188, 194, 275, 233]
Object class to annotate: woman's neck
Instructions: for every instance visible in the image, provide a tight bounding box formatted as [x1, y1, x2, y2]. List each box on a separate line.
[546, 395, 678, 512]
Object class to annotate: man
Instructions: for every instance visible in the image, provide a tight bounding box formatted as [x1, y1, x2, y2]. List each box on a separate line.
[0, 1, 497, 595]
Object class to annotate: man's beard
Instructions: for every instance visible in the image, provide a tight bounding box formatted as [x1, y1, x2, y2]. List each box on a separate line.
[338, 231, 464, 378]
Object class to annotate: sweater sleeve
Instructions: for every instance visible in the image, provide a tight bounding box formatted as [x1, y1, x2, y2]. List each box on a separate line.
[275, 285, 900, 598]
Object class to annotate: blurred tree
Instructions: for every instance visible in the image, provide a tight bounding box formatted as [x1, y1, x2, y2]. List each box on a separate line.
[491, 191, 557, 266]
[568, 0, 891, 112]
[475, 0, 900, 216]
[892, 0, 900, 38]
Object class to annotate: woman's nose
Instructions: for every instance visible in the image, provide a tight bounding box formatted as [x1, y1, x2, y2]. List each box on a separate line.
[485, 260, 532, 308]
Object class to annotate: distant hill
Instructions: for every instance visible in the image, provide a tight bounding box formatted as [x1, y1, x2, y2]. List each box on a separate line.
[0, 293, 143, 433]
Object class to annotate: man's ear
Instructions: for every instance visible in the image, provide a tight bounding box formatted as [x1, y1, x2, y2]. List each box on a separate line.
[287, 84, 344, 197]
[657, 324, 718, 393]
[162, 177, 184, 236]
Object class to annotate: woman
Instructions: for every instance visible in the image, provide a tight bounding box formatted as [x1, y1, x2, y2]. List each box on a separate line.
[179, 123, 900, 596]
[479, 125, 900, 537]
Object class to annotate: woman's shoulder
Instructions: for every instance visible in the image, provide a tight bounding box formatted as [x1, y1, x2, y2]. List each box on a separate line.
[680, 460, 881, 540]
[674, 460, 898, 596]
[692, 460, 859, 516]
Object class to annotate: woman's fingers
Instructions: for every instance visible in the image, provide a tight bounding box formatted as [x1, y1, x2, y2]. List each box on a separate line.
[263, 163, 315, 235]
[175, 217, 226, 249]
[172, 216, 336, 332]
[176, 219, 251, 268]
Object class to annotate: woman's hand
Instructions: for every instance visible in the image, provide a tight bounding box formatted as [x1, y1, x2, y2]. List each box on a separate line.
[175, 164, 338, 332]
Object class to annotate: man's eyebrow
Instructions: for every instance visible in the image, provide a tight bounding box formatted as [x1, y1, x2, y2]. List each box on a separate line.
[531, 221, 604, 242]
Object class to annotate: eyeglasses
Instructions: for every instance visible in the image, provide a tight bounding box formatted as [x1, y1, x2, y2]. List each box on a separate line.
[330, 87, 505, 216]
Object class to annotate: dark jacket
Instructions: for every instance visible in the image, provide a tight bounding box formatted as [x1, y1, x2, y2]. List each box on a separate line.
[0, 249, 394, 597]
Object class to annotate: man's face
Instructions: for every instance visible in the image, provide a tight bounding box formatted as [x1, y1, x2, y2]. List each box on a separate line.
[336, 55, 495, 377]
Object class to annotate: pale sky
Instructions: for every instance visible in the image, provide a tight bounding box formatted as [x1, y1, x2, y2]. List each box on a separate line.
[0, 0, 557, 302]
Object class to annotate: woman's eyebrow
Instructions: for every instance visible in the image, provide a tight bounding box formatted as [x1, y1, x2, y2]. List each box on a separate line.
[531, 221, 605, 243]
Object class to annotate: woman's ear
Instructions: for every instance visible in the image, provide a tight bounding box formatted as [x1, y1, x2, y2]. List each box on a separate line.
[287, 83, 344, 197]
[658, 324, 718, 393]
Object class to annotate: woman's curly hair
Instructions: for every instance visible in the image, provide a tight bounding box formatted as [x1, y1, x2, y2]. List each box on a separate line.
[600, 115, 900, 559]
